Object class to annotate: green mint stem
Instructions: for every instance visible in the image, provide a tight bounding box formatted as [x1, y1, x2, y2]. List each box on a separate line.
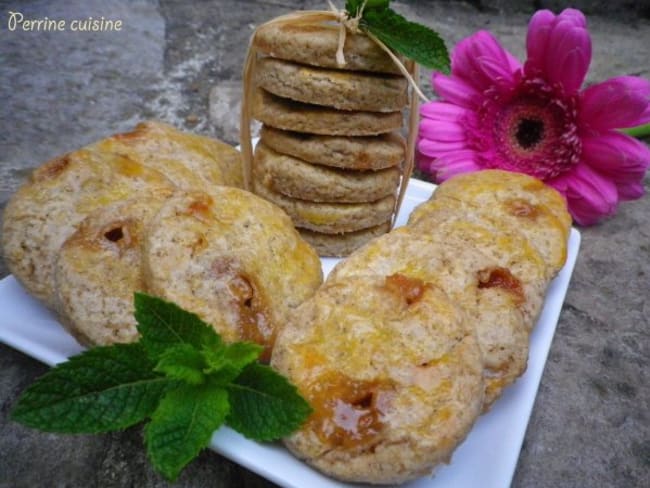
[621, 122, 650, 139]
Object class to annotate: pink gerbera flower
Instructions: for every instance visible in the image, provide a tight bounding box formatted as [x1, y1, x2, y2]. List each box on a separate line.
[417, 8, 650, 225]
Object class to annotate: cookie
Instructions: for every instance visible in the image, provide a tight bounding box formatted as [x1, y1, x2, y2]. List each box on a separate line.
[253, 19, 401, 74]
[329, 227, 530, 409]
[260, 126, 404, 170]
[91, 120, 244, 190]
[255, 57, 408, 112]
[407, 204, 548, 329]
[1, 149, 175, 307]
[54, 190, 173, 346]
[252, 177, 395, 233]
[426, 170, 570, 277]
[142, 188, 322, 361]
[433, 169, 571, 229]
[254, 142, 400, 203]
[298, 221, 391, 257]
[271, 274, 484, 484]
[253, 88, 403, 136]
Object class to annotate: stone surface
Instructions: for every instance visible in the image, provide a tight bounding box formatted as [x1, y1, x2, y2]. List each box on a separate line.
[1, 1, 649, 487]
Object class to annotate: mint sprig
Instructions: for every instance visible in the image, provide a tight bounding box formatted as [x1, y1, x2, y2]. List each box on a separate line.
[11, 293, 312, 481]
[10, 342, 173, 433]
[345, 0, 450, 73]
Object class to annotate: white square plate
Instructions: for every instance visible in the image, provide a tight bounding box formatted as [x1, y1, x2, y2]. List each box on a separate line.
[0, 178, 580, 488]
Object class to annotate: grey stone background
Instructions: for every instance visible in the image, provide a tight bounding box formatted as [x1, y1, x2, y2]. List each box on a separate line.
[0, 1, 648, 487]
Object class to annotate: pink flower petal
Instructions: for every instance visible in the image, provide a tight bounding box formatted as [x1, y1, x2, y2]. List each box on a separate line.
[452, 31, 520, 91]
[505, 49, 523, 73]
[451, 33, 485, 83]
[638, 105, 650, 125]
[579, 76, 650, 130]
[430, 152, 482, 182]
[544, 20, 591, 93]
[416, 152, 436, 173]
[525, 9, 591, 93]
[477, 55, 519, 89]
[617, 181, 645, 201]
[432, 73, 481, 109]
[558, 8, 588, 28]
[417, 138, 470, 157]
[418, 119, 467, 141]
[582, 131, 650, 176]
[582, 132, 649, 202]
[420, 101, 472, 122]
[525, 10, 556, 76]
[548, 163, 618, 225]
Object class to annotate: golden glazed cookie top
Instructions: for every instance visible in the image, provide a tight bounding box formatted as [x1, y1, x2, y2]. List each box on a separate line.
[142, 187, 323, 360]
[271, 274, 484, 484]
[1, 148, 176, 306]
[54, 190, 173, 347]
[92, 120, 244, 190]
[328, 226, 535, 409]
[410, 170, 570, 278]
[431, 169, 571, 230]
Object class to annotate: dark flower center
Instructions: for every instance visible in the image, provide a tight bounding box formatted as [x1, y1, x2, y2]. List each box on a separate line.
[473, 78, 582, 180]
[515, 118, 544, 149]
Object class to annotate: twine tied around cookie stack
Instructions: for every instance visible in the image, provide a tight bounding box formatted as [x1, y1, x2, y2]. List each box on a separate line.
[240, 2, 423, 256]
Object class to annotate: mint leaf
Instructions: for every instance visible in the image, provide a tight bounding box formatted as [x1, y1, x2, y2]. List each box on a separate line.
[134, 292, 222, 360]
[203, 341, 263, 386]
[204, 341, 262, 372]
[11, 343, 171, 433]
[362, 8, 450, 72]
[346, 0, 390, 15]
[145, 383, 229, 481]
[226, 363, 312, 441]
[155, 343, 205, 385]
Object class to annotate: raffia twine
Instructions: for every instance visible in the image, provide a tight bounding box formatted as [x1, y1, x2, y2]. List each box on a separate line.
[239, 3, 426, 227]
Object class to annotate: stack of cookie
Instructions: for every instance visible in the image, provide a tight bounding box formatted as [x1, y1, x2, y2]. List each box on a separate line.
[249, 19, 409, 256]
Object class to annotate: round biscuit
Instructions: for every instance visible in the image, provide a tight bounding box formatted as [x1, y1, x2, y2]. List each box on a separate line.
[255, 57, 408, 112]
[433, 169, 571, 229]
[1, 149, 176, 307]
[142, 188, 322, 360]
[329, 227, 530, 408]
[254, 142, 400, 203]
[252, 176, 395, 233]
[271, 274, 484, 484]
[91, 120, 244, 190]
[54, 191, 173, 346]
[260, 126, 404, 170]
[253, 88, 402, 136]
[427, 170, 570, 276]
[407, 203, 548, 329]
[253, 19, 401, 74]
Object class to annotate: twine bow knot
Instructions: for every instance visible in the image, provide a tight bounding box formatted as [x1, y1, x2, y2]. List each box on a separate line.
[326, 0, 363, 66]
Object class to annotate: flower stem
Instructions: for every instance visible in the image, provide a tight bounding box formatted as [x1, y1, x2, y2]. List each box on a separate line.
[621, 123, 650, 139]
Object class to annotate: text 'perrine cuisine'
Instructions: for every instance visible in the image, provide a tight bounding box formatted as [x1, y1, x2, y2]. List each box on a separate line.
[7, 11, 123, 32]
